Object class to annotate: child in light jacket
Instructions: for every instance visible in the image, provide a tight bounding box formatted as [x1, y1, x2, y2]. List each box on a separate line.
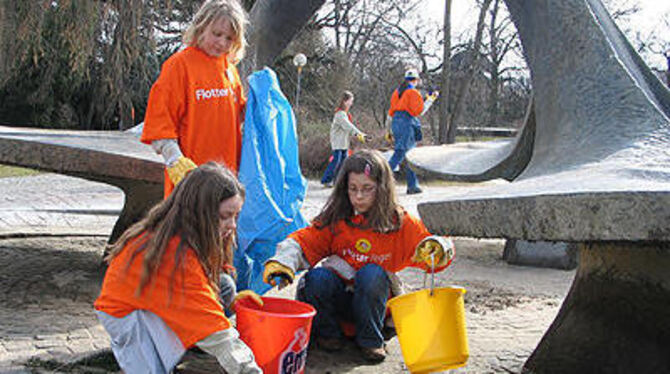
[321, 90, 367, 187]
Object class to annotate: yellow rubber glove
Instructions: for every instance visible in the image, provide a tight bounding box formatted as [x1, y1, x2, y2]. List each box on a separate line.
[412, 236, 455, 268]
[356, 133, 367, 143]
[262, 261, 295, 288]
[426, 91, 440, 101]
[384, 131, 394, 144]
[233, 290, 264, 307]
[167, 156, 197, 185]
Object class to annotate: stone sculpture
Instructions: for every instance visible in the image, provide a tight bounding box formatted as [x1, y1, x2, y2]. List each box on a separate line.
[416, 0, 670, 371]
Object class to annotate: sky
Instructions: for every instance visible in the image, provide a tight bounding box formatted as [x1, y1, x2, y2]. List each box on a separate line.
[424, 0, 670, 69]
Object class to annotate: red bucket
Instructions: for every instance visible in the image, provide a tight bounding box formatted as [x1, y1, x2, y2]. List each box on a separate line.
[235, 296, 316, 374]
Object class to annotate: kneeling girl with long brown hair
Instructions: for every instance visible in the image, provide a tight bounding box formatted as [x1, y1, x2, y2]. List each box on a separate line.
[95, 162, 261, 374]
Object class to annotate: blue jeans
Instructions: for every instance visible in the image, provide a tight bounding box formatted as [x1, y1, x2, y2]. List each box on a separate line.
[297, 264, 390, 348]
[388, 148, 419, 190]
[321, 149, 347, 184]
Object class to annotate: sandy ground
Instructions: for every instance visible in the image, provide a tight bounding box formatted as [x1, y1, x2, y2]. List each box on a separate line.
[0, 235, 575, 373]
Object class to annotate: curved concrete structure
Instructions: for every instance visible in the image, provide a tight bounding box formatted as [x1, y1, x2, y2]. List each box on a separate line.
[417, 0, 670, 371]
[0, 126, 163, 243]
[409, 99, 535, 182]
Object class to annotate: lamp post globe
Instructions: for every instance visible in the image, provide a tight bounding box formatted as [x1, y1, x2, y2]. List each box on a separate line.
[293, 53, 307, 115]
[293, 53, 307, 68]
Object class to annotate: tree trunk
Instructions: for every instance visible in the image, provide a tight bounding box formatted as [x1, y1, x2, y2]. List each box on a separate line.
[487, 0, 501, 127]
[448, 0, 493, 144]
[0, 1, 5, 82]
[438, 0, 452, 144]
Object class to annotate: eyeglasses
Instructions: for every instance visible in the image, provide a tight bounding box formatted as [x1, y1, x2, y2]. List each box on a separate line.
[348, 185, 376, 197]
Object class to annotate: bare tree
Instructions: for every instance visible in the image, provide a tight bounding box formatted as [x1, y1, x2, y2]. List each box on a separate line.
[484, 0, 523, 127]
[301, 0, 443, 128]
[437, 0, 452, 144]
[441, 0, 493, 144]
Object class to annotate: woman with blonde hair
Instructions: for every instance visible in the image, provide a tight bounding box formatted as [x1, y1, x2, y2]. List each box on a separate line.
[141, 0, 249, 197]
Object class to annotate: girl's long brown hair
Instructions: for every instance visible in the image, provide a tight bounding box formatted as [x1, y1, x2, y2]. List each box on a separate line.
[336, 90, 354, 112]
[105, 162, 245, 297]
[314, 149, 403, 233]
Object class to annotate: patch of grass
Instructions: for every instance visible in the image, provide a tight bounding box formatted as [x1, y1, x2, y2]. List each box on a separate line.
[0, 164, 40, 178]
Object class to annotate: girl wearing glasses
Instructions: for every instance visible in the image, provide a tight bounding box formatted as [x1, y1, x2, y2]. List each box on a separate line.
[262, 149, 454, 362]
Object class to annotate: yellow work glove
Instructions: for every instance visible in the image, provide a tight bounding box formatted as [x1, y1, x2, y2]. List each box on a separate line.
[233, 290, 264, 307]
[426, 91, 440, 101]
[167, 156, 197, 185]
[412, 236, 455, 268]
[384, 131, 394, 144]
[263, 261, 295, 288]
[356, 133, 367, 143]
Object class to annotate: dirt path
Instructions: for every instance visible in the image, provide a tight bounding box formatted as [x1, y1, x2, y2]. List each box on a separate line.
[0, 235, 575, 373]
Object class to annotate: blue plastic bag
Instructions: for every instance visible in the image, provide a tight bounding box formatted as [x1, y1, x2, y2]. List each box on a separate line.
[234, 68, 307, 294]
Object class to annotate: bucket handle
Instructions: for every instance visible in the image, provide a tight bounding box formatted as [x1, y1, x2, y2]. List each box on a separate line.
[421, 252, 436, 296]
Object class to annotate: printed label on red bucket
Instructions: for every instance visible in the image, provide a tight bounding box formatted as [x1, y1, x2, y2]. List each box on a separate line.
[278, 327, 309, 374]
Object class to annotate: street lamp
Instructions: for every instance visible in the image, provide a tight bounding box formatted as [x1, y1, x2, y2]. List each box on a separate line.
[293, 53, 307, 114]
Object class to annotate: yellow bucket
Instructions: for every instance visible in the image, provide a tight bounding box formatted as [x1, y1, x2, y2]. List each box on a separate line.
[387, 287, 468, 373]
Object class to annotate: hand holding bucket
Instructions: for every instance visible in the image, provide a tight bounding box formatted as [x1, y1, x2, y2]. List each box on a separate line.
[412, 236, 454, 268]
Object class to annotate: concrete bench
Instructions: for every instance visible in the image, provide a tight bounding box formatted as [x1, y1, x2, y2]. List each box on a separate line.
[413, 0, 670, 371]
[0, 126, 163, 243]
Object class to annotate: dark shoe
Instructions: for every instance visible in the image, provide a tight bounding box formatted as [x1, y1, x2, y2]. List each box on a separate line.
[407, 186, 423, 195]
[317, 337, 344, 352]
[382, 325, 397, 341]
[322, 181, 334, 188]
[361, 346, 387, 362]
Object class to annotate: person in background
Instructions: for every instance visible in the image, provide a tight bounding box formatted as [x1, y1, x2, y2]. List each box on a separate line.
[94, 162, 262, 374]
[263, 150, 454, 363]
[321, 90, 368, 188]
[141, 0, 248, 197]
[385, 68, 438, 195]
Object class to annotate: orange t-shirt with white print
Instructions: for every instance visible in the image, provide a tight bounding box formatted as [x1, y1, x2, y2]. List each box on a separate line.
[388, 87, 424, 118]
[141, 46, 246, 196]
[94, 234, 231, 348]
[289, 210, 448, 274]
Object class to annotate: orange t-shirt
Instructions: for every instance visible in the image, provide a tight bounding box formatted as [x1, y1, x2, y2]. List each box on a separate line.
[289, 211, 448, 273]
[94, 235, 230, 348]
[141, 46, 246, 196]
[388, 87, 424, 118]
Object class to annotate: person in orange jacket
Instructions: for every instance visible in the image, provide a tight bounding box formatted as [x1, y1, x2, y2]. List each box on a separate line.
[385, 68, 438, 195]
[141, 0, 248, 197]
[95, 162, 263, 373]
[262, 150, 455, 363]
